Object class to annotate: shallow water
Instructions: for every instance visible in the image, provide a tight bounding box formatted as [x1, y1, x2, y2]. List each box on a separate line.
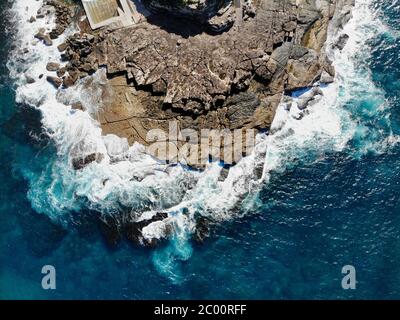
[0, 0, 399, 299]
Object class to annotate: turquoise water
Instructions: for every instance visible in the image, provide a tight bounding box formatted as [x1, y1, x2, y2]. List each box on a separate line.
[0, 0, 399, 299]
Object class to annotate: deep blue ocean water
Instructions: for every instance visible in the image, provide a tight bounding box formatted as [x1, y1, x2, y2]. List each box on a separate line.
[0, 0, 399, 299]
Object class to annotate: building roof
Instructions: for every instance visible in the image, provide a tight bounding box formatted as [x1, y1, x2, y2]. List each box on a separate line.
[82, 0, 139, 30]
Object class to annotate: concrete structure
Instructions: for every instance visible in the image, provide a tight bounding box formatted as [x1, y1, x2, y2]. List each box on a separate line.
[82, 0, 145, 30]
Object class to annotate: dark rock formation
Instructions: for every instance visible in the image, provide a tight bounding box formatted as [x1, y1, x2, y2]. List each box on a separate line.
[193, 216, 212, 243]
[98, 215, 122, 247]
[334, 33, 350, 51]
[143, 0, 250, 32]
[71, 153, 104, 170]
[46, 75, 62, 88]
[124, 212, 169, 246]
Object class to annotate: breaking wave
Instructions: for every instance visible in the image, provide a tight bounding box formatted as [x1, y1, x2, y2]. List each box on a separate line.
[6, 0, 396, 281]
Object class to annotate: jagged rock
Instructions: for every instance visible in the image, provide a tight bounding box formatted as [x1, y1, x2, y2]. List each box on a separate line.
[46, 75, 62, 88]
[33, 0, 356, 247]
[43, 36, 53, 46]
[57, 67, 66, 77]
[320, 70, 334, 84]
[207, 3, 236, 32]
[287, 49, 321, 91]
[43, 0, 72, 39]
[57, 42, 68, 52]
[330, 0, 355, 31]
[296, 87, 323, 110]
[34, 29, 53, 46]
[334, 33, 350, 51]
[80, 62, 97, 74]
[225, 92, 260, 129]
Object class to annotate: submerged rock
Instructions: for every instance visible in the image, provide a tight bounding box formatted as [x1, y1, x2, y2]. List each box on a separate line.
[194, 216, 212, 243]
[98, 215, 122, 248]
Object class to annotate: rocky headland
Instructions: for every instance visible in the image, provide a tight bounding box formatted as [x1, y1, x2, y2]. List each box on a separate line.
[31, 0, 354, 245]
[35, 0, 354, 167]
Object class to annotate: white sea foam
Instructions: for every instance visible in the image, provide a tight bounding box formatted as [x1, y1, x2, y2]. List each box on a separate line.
[8, 0, 394, 279]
